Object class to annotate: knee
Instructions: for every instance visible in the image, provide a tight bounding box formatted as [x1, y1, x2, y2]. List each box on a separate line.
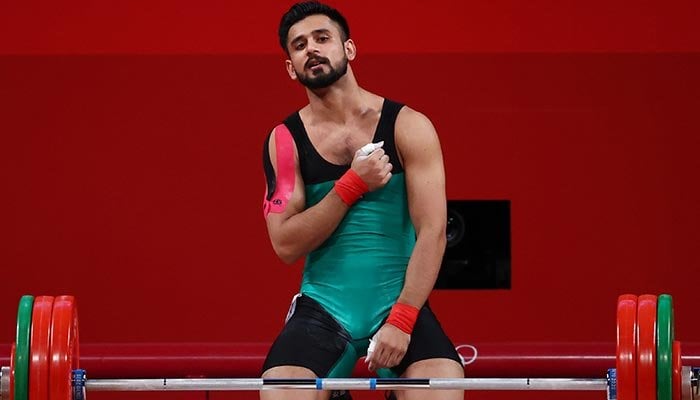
[262, 365, 317, 378]
[403, 358, 464, 378]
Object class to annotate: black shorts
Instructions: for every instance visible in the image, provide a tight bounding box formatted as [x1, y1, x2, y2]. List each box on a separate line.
[261, 295, 462, 378]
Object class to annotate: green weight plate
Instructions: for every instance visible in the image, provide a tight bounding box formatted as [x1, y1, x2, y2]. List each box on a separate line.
[15, 295, 34, 400]
[657, 294, 674, 400]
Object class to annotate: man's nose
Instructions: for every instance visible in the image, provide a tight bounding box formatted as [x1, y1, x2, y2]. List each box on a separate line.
[306, 42, 321, 55]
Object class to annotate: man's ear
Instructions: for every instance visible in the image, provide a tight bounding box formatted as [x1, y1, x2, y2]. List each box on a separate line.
[285, 59, 298, 80]
[345, 39, 357, 61]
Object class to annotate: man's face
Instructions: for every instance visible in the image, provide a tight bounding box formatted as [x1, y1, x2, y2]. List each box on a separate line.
[285, 14, 350, 89]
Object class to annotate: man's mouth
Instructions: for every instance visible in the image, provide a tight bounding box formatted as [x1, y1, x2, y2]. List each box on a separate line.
[306, 58, 326, 69]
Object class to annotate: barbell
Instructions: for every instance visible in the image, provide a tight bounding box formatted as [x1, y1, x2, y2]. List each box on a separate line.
[0, 294, 698, 400]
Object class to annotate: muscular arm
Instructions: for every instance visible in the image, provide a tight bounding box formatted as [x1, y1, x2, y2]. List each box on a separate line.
[366, 108, 447, 371]
[264, 129, 350, 264]
[263, 129, 392, 264]
[395, 108, 447, 308]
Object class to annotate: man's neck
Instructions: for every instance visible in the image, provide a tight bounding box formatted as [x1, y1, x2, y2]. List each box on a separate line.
[304, 72, 371, 124]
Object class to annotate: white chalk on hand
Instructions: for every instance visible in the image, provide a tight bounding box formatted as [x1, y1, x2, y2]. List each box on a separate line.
[358, 141, 384, 157]
[365, 332, 379, 363]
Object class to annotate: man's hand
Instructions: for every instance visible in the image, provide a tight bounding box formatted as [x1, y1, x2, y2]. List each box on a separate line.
[351, 145, 393, 192]
[365, 323, 410, 371]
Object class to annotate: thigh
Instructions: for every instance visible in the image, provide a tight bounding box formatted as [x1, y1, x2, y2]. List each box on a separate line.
[262, 295, 356, 378]
[387, 303, 463, 377]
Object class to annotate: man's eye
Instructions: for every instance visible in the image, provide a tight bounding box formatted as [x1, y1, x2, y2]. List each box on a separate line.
[318, 36, 329, 42]
[295, 43, 305, 50]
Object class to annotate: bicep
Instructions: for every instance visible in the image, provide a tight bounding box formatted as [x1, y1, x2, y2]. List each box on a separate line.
[396, 110, 447, 232]
[263, 128, 306, 234]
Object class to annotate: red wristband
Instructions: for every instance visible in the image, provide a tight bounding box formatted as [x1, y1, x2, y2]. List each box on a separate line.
[386, 302, 420, 334]
[334, 169, 369, 206]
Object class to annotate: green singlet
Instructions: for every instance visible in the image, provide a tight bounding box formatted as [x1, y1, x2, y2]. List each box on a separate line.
[268, 99, 415, 377]
[302, 174, 415, 340]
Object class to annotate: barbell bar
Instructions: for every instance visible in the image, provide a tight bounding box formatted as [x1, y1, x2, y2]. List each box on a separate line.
[1, 293, 698, 400]
[79, 375, 611, 391]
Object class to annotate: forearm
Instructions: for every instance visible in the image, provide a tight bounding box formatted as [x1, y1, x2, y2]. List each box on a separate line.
[271, 190, 349, 263]
[397, 226, 446, 308]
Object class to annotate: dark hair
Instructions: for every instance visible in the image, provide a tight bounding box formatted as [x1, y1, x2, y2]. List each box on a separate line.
[278, 1, 350, 53]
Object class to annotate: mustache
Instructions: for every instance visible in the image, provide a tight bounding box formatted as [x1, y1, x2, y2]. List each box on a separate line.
[305, 56, 330, 69]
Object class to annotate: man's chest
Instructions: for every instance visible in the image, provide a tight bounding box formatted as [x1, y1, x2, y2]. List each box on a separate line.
[306, 119, 380, 165]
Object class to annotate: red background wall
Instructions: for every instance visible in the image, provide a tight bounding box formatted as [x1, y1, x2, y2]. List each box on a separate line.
[1, 1, 699, 399]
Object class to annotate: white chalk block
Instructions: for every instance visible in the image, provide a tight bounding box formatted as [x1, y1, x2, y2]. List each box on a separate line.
[358, 141, 384, 157]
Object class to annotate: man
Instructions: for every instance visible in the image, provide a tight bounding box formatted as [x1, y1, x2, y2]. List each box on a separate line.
[261, 2, 464, 400]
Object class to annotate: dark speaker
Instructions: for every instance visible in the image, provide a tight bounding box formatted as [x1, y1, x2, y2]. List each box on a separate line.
[435, 200, 511, 290]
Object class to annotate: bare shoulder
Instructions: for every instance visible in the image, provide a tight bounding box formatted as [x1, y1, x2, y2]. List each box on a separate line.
[395, 105, 441, 156]
[397, 105, 435, 129]
[264, 124, 300, 167]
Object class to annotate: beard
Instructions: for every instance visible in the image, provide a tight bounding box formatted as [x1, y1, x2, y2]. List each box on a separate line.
[296, 55, 349, 90]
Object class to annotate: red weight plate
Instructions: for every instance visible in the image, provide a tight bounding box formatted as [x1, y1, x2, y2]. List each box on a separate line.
[617, 294, 638, 400]
[68, 297, 79, 371]
[672, 341, 681, 400]
[637, 294, 657, 400]
[49, 296, 79, 400]
[30, 296, 54, 400]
